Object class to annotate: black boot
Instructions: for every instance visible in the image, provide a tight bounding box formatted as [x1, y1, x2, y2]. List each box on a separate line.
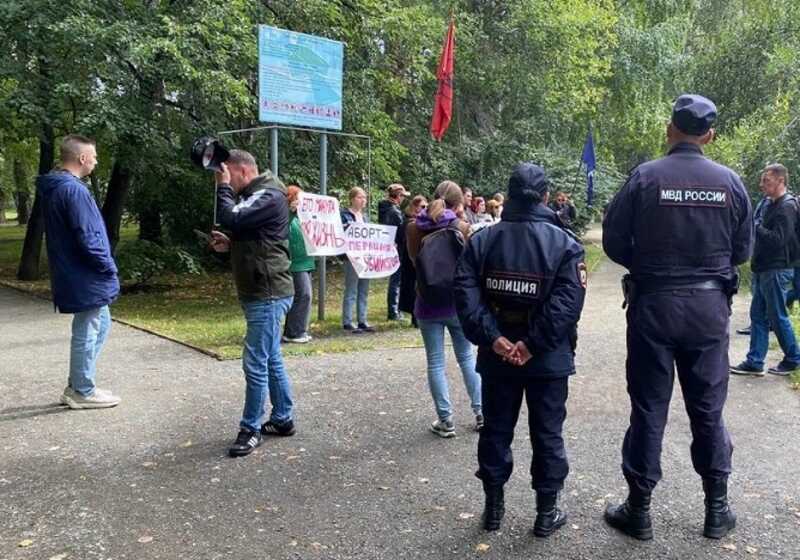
[533, 491, 567, 538]
[482, 484, 505, 531]
[703, 478, 736, 539]
[604, 486, 653, 541]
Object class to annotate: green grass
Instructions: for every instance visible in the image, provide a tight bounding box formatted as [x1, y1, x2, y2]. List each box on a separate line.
[1, 226, 610, 360]
[110, 269, 422, 359]
[584, 243, 604, 273]
[2, 210, 18, 222]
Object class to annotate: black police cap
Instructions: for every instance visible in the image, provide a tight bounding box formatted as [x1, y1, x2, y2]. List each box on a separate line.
[671, 94, 717, 136]
[508, 162, 550, 200]
[190, 136, 230, 172]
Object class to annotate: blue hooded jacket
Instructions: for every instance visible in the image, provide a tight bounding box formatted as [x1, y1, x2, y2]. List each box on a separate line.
[37, 171, 120, 313]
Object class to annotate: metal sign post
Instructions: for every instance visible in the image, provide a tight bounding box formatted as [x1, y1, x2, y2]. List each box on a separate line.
[318, 133, 328, 320]
[270, 128, 279, 177]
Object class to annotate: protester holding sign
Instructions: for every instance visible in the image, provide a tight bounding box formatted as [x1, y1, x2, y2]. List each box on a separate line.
[406, 181, 481, 438]
[340, 187, 374, 333]
[283, 185, 315, 344]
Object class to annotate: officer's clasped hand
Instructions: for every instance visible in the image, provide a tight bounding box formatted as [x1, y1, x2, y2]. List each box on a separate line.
[493, 337, 532, 366]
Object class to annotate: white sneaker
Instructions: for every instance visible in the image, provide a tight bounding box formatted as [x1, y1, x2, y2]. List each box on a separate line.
[282, 334, 312, 344]
[61, 387, 121, 409]
[430, 418, 456, 438]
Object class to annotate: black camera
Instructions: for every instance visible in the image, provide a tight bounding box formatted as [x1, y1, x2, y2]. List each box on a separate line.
[190, 136, 230, 172]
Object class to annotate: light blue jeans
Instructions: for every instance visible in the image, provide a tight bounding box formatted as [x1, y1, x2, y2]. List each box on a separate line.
[240, 297, 294, 432]
[342, 260, 369, 327]
[418, 315, 482, 421]
[746, 269, 800, 368]
[69, 305, 112, 396]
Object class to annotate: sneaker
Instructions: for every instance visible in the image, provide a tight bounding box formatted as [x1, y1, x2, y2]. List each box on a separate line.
[474, 414, 484, 432]
[729, 361, 765, 377]
[430, 418, 456, 438]
[61, 387, 121, 409]
[228, 429, 262, 457]
[343, 324, 356, 331]
[767, 360, 799, 376]
[735, 326, 751, 335]
[357, 323, 376, 333]
[283, 334, 312, 344]
[261, 419, 296, 437]
[388, 313, 403, 321]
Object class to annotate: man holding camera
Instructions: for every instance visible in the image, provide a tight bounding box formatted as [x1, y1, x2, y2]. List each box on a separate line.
[210, 150, 296, 457]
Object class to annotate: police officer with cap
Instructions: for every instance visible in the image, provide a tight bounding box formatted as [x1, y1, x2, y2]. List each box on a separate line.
[454, 163, 587, 537]
[603, 94, 752, 540]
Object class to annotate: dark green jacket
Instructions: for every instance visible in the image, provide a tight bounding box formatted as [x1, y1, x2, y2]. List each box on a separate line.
[216, 172, 294, 300]
[289, 214, 315, 273]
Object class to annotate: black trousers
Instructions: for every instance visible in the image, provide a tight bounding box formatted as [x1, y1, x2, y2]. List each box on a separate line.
[477, 374, 569, 493]
[623, 288, 733, 493]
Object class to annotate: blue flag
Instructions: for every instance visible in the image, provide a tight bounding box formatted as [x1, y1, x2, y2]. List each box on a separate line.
[581, 128, 596, 206]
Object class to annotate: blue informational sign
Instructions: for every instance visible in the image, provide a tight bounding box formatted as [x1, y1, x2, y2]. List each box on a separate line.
[258, 26, 344, 130]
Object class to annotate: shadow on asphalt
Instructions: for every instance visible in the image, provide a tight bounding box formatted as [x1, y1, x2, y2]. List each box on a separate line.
[0, 402, 68, 422]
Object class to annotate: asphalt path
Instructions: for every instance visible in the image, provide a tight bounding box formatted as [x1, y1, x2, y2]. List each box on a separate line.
[1, 257, 798, 559]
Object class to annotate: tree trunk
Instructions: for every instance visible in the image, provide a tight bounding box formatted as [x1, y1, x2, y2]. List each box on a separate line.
[138, 206, 162, 243]
[17, 123, 54, 280]
[101, 161, 132, 251]
[13, 158, 31, 225]
[0, 186, 7, 224]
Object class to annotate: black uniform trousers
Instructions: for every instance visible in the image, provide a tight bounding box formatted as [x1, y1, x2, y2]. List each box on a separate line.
[477, 374, 569, 493]
[623, 288, 733, 493]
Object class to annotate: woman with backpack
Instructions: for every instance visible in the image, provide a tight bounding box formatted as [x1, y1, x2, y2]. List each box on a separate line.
[406, 181, 482, 437]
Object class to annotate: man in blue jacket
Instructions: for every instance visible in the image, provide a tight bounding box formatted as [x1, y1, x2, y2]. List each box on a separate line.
[38, 134, 121, 409]
[454, 163, 587, 537]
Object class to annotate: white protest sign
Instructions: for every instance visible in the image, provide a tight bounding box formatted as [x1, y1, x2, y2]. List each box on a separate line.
[297, 193, 346, 256]
[344, 223, 400, 279]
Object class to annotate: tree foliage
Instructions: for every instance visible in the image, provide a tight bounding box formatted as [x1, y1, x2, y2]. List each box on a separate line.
[1, 0, 798, 263]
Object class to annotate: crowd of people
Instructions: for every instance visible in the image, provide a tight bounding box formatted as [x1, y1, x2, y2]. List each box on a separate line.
[36, 92, 793, 542]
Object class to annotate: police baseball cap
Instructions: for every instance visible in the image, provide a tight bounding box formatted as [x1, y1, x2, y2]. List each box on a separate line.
[671, 94, 717, 136]
[508, 162, 550, 199]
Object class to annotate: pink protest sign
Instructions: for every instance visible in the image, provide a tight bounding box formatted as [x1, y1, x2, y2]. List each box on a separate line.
[297, 193, 347, 256]
[344, 223, 400, 279]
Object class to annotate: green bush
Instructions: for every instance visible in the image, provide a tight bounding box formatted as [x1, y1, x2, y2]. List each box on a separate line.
[115, 239, 203, 288]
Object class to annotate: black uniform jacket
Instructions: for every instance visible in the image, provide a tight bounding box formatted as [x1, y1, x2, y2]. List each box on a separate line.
[602, 142, 752, 282]
[454, 201, 587, 379]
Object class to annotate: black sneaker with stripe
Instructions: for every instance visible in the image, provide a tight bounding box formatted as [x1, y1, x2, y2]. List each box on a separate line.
[229, 429, 262, 457]
[261, 419, 296, 437]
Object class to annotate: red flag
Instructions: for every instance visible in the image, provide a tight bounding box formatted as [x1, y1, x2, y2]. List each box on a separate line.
[430, 19, 455, 141]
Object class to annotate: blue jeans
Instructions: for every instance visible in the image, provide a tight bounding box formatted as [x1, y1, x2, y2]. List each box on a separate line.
[342, 260, 369, 326]
[69, 305, 111, 396]
[747, 269, 800, 368]
[418, 315, 482, 421]
[240, 297, 294, 432]
[387, 269, 401, 318]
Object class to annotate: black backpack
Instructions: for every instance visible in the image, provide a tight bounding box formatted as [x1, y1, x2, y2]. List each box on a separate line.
[788, 194, 800, 261]
[415, 224, 466, 306]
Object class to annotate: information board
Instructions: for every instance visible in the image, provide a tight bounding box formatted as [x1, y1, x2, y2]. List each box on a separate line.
[258, 25, 344, 130]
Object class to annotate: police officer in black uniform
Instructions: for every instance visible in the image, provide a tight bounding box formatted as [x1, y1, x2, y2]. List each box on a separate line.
[454, 163, 587, 537]
[602, 94, 752, 540]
